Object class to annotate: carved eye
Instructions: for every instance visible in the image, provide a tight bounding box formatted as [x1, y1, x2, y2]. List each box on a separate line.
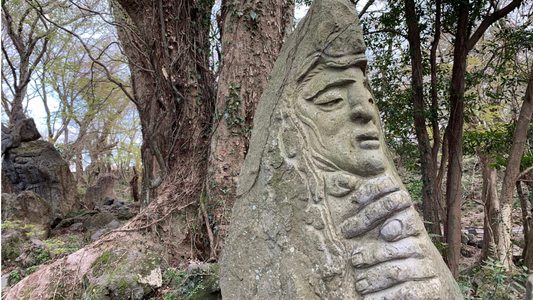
[312, 90, 344, 110]
[368, 98, 374, 105]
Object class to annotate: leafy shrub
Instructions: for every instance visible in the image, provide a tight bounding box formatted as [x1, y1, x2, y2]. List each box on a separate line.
[459, 258, 529, 299]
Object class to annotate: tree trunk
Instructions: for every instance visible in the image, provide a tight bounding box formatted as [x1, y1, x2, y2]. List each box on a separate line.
[75, 141, 86, 187]
[206, 0, 293, 260]
[478, 150, 499, 263]
[445, 0, 469, 278]
[499, 65, 533, 268]
[519, 180, 533, 269]
[113, 0, 215, 212]
[404, 0, 442, 237]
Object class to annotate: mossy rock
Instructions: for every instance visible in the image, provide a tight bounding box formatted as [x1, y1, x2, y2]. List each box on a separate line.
[85, 246, 162, 300]
[1, 231, 22, 265]
[188, 269, 221, 300]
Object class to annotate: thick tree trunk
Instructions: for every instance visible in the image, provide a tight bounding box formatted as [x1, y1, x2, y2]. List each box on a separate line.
[445, 0, 469, 278]
[206, 0, 294, 260]
[114, 0, 214, 206]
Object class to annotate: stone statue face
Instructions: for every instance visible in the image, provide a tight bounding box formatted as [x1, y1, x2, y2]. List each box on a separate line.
[221, 0, 463, 298]
[295, 63, 387, 177]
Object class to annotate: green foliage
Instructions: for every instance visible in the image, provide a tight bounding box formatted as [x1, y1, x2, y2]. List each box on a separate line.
[1, 221, 45, 239]
[8, 270, 22, 285]
[25, 265, 39, 275]
[458, 258, 529, 299]
[161, 264, 219, 299]
[405, 179, 423, 204]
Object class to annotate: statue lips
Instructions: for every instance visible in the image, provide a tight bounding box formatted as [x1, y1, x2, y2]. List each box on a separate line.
[356, 131, 380, 150]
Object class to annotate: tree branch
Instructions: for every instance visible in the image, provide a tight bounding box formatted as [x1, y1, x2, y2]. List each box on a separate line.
[466, 0, 523, 51]
[358, 0, 376, 18]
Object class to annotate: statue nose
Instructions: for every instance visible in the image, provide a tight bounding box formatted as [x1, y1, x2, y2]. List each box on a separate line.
[349, 95, 374, 124]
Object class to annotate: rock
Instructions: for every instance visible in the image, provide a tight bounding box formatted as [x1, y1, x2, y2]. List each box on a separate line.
[187, 262, 212, 273]
[102, 196, 114, 206]
[85, 174, 117, 207]
[461, 233, 469, 245]
[1, 231, 23, 265]
[90, 220, 122, 242]
[99, 198, 133, 220]
[68, 222, 84, 232]
[461, 244, 475, 257]
[1, 191, 54, 239]
[219, 0, 462, 298]
[526, 274, 533, 300]
[86, 246, 163, 299]
[2, 139, 80, 219]
[1, 273, 8, 289]
[29, 238, 46, 247]
[1, 118, 41, 156]
[54, 210, 98, 229]
[83, 212, 117, 232]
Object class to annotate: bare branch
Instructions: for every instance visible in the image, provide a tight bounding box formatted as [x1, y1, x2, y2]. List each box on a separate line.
[358, 0, 376, 18]
[32, 1, 136, 106]
[466, 0, 523, 51]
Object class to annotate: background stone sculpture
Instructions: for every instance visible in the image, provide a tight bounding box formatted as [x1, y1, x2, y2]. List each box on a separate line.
[220, 0, 463, 299]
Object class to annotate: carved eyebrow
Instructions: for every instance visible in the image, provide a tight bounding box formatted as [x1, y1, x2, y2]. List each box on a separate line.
[304, 78, 355, 101]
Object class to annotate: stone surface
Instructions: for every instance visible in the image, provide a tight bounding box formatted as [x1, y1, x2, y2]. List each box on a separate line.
[2, 139, 80, 219]
[90, 220, 122, 242]
[526, 274, 533, 300]
[82, 212, 117, 232]
[86, 246, 162, 300]
[1, 191, 54, 239]
[85, 173, 117, 207]
[219, 0, 463, 298]
[1, 118, 41, 155]
[1, 231, 23, 264]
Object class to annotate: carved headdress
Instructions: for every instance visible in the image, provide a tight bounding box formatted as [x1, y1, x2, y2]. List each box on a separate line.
[221, 0, 462, 299]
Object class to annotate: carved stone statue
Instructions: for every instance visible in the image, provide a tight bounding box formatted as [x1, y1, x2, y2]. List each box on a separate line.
[219, 0, 463, 298]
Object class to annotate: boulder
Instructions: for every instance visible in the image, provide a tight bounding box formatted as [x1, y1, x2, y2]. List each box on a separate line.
[86, 246, 163, 299]
[2, 139, 80, 219]
[1, 118, 41, 155]
[1, 231, 23, 265]
[90, 220, 122, 242]
[1, 191, 54, 239]
[82, 212, 117, 232]
[99, 198, 133, 220]
[85, 174, 117, 207]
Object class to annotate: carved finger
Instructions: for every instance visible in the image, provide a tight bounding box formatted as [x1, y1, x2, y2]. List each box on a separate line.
[354, 258, 436, 295]
[340, 191, 411, 239]
[349, 237, 426, 268]
[361, 277, 445, 300]
[379, 208, 423, 242]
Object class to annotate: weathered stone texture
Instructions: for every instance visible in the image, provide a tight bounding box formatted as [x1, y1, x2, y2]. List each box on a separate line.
[220, 0, 463, 299]
[2, 133, 80, 219]
[85, 173, 117, 207]
[1, 191, 54, 239]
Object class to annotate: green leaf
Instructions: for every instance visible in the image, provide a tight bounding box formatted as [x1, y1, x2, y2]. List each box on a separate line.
[249, 11, 258, 20]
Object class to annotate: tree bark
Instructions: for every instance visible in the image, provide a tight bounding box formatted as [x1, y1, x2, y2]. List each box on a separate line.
[478, 150, 499, 263]
[206, 0, 294, 259]
[404, 0, 442, 237]
[499, 65, 533, 268]
[445, 0, 469, 278]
